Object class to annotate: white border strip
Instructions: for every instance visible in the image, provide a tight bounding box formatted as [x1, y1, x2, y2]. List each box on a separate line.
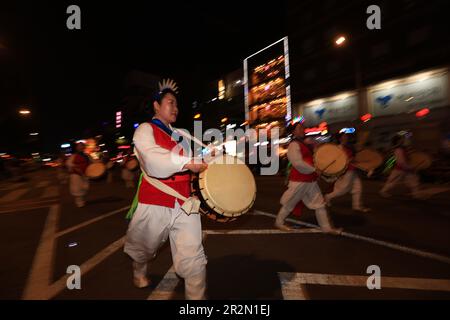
[254, 210, 450, 265]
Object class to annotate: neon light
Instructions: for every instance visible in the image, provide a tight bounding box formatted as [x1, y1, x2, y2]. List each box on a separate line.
[416, 108, 430, 118]
[361, 114, 372, 122]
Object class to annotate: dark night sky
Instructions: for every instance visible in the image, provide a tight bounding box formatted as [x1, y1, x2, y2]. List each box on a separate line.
[0, 0, 287, 153]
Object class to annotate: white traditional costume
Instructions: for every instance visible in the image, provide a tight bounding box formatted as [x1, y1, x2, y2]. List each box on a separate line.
[275, 139, 339, 233]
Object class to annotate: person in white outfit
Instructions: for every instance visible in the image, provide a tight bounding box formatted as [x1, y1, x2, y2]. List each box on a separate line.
[324, 133, 370, 213]
[66, 143, 90, 208]
[380, 135, 421, 198]
[275, 122, 342, 234]
[124, 86, 208, 300]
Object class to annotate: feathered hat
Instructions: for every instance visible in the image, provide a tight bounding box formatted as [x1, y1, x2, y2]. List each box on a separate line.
[158, 78, 179, 94]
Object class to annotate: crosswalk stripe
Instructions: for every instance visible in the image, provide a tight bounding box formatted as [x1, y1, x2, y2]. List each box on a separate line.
[147, 266, 179, 300]
[22, 205, 60, 299]
[0, 188, 29, 203]
[278, 272, 450, 300]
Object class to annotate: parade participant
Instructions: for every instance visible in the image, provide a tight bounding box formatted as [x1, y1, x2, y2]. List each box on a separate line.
[324, 133, 370, 213]
[66, 142, 90, 208]
[56, 152, 68, 184]
[275, 122, 341, 234]
[123, 81, 208, 300]
[380, 135, 421, 198]
[121, 149, 136, 188]
[102, 151, 114, 184]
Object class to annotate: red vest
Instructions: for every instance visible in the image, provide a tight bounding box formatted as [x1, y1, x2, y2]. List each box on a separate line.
[289, 141, 318, 183]
[70, 153, 89, 175]
[138, 123, 191, 208]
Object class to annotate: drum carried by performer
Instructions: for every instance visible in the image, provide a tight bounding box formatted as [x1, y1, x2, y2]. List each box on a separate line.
[275, 122, 341, 234]
[121, 149, 138, 188]
[324, 132, 373, 213]
[66, 142, 91, 208]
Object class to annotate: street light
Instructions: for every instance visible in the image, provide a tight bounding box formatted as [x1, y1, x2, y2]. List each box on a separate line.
[29, 132, 39, 136]
[335, 36, 346, 46]
[19, 109, 31, 115]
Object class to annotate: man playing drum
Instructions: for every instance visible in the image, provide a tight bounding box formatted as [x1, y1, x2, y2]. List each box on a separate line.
[66, 142, 90, 208]
[124, 81, 208, 300]
[324, 133, 370, 213]
[275, 122, 341, 234]
[380, 135, 421, 199]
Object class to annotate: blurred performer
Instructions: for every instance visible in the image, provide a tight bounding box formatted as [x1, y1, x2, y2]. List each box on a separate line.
[380, 135, 421, 198]
[56, 152, 68, 184]
[124, 82, 208, 300]
[66, 142, 90, 208]
[102, 152, 114, 183]
[275, 122, 341, 234]
[102, 151, 114, 183]
[324, 133, 370, 213]
[121, 149, 136, 188]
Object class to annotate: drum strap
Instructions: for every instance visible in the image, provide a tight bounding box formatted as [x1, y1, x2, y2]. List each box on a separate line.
[126, 149, 201, 220]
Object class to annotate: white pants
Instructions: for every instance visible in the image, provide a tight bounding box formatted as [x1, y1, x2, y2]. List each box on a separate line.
[325, 170, 364, 210]
[124, 201, 207, 300]
[69, 174, 89, 206]
[381, 169, 420, 196]
[276, 181, 335, 230]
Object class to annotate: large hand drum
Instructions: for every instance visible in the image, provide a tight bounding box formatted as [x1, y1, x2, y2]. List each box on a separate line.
[314, 143, 348, 182]
[192, 155, 257, 223]
[354, 149, 384, 172]
[85, 163, 106, 179]
[409, 152, 432, 170]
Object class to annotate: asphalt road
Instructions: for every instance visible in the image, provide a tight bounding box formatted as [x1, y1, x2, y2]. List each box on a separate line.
[1, 168, 449, 300]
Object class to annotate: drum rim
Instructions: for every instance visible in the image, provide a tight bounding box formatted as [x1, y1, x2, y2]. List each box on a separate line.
[197, 155, 257, 217]
[313, 143, 349, 176]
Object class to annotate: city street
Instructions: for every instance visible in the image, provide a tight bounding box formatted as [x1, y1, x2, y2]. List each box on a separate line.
[1, 168, 449, 300]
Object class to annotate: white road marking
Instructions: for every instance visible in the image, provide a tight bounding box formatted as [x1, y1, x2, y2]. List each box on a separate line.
[55, 206, 130, 238]
[47, 237, 126, 299]
[203, 228, 321, 235]
[40, 186, 59, 199]
[147, 266, 180, 300]
[0, 188, 29, 203]
[278, 272, 450, 300]
[253, 210, 450, 265]
[22, 205, 60, 300]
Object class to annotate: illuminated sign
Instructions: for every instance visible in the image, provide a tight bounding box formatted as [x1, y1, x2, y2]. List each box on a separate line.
[300, 92, 358, 127]
[218, 80, 225, 100]
[368, 68, 448, 117]
[243, 37, 292, 128]
[116, 111, 122, 128]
